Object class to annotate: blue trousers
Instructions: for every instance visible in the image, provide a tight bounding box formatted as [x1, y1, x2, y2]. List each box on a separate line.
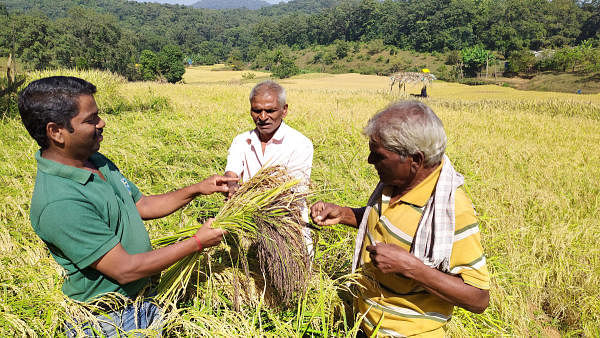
[65, 299, 162, 337]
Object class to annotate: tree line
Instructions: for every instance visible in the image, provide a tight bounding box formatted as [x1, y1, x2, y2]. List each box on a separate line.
[1, 0, 599, 81]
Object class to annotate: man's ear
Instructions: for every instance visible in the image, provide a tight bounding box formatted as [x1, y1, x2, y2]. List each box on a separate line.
[46, 122, 65, 145]
[281, 104, 288, 119]
[411, 152, 425, 171]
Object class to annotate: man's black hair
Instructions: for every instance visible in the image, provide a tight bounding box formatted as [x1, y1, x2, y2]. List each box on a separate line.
[18, 76, 97, 150]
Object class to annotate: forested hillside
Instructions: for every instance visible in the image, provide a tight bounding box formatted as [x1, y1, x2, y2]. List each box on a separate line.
[192, 0, 271, 10]
[1, 0, 599, 82]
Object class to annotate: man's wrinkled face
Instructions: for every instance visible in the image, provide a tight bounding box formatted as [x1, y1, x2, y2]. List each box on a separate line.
[250, 91, 287, 141]
[367, 136, 413, 188]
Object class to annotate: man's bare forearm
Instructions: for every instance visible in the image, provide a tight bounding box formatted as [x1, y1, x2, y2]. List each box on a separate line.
[406, 262, 489, 313]
[367, 243, 490, 313]
[136, 186, 199, 220]
[93, 239, 199, 285]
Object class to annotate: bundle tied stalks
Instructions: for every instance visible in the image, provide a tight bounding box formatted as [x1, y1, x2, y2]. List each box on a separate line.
[153, 165, 312, 306]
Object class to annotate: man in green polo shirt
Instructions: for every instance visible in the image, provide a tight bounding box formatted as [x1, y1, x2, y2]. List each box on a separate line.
[18, 76, 237, 335]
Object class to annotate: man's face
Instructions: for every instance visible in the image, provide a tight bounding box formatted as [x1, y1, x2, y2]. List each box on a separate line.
[250, 91, 287, 141]
[367, 136, 414, 188]
[62, 94, 105, 159]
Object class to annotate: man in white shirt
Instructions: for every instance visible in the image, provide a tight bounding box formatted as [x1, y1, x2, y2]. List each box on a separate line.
[224, 80, 314, 253]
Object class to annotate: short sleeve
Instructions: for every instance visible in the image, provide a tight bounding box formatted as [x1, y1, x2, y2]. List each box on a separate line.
[225, 135, 244, 175]
[287, 137, 313, 182]
[37, 200, 119, 270]
[449, 189, 490, 290]
[126, 176, 142, 202]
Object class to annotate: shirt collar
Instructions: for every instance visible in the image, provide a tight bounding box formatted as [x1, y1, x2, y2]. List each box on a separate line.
[270, 121, 287, 142]
[35, 150, 96, 185]
[385, 159, 444, 208]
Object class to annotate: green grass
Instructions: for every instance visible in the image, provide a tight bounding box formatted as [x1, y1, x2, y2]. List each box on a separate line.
[1, 67, 600, 336]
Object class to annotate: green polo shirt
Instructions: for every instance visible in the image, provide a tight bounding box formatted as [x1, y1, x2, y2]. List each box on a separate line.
[30, 151, 152, 302]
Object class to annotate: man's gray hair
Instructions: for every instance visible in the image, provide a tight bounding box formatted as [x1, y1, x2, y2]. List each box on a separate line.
[363, 101, 446, 167]
[249, 80, 286, 107]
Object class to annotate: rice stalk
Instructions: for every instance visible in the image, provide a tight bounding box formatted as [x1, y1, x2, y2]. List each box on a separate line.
[153, 165, 312, 306]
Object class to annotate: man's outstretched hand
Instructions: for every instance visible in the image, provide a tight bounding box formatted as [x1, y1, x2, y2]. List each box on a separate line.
[196, 175, 239, 195]
[310, 201, 347, 226]
[223, 171, 241, 199]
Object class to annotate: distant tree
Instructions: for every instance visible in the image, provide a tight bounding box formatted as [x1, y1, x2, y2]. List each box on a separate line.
[227, 48, 245, 71]
[2, 13, 55, 70]
[194, 40, 227, 65]
[580, 0, 600, 42]
[1, 0, 596, 78]
[366, 39, 385, 55]
[138, 45, 184, 83]
[506, 50, 536, 74]
[53, 7, 138, 77]
[139, 50, 159, 81]
[334, 39, 349, 59]
[546, 41, 598, 72]
[271, 55, 299, 79]
[157, 44, 185, 83]
[445, 50, 461, 66]
[461, 45, 495, 77]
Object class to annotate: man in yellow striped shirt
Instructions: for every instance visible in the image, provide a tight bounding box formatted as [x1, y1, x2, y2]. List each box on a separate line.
[311, 101, 489, 336]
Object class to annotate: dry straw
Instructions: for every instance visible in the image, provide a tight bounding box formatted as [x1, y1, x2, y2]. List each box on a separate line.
[152, 165, 312, 306]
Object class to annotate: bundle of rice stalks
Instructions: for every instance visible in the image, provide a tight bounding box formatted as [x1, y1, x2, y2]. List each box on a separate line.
[153, 165, 312, 306]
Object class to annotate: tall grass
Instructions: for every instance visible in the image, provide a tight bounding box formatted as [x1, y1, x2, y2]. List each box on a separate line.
[1, 67, 599, 335]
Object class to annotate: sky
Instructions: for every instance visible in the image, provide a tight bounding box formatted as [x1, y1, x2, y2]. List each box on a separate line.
[133, 0, 288, 4]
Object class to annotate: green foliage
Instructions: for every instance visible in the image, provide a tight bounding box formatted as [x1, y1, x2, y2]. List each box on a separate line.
[272, 56, 300, 79]
[241, 72, 255, 80]
[334, 39, 349, 59]
[366, 39, 385, 55]
[0, 55, 24, 118]
[322, 52, 335, 65]
[252, 47, 299, 78]
[158, 45, 185, 83]
[193, 40, 228, 65]
[0, 76, 22, 118]
[461, 45, 495, 77]
[445, 50, 461, 66]
[531, 41, 600, 73]
[311, 51, 324, 64]
[139, 50, 159, 81]
[138, 45, 185, 83]
[435, 64, 460, 82]
[227, 48, 245, 71]
[506, 50, 537, 74]
[1, 0, 599, 79]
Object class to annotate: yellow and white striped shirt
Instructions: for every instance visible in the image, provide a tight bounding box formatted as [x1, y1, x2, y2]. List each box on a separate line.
[356, 164, 490, 337]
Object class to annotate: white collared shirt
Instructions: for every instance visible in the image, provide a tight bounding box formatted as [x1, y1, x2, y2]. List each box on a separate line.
[225, 121, 314, 256]
[225, 121, 313, 184]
